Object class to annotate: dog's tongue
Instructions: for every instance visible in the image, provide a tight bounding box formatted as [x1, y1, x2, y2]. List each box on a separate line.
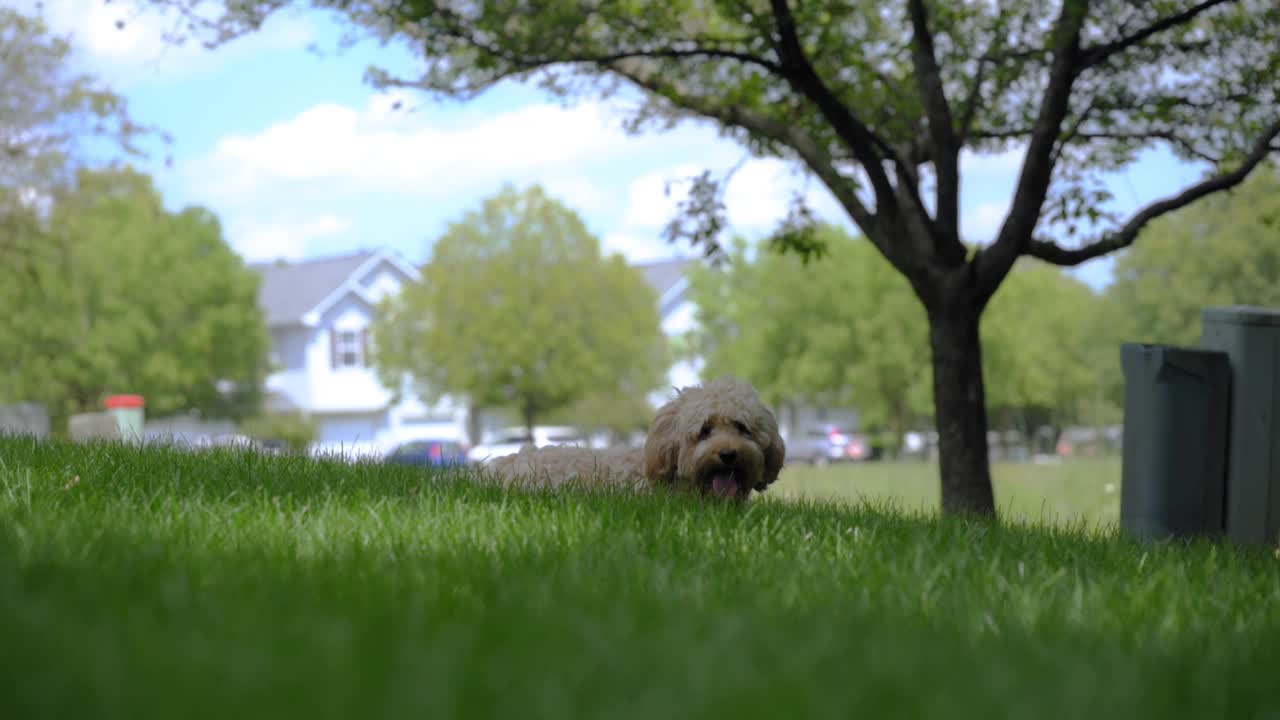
[711, 471, 737, 499]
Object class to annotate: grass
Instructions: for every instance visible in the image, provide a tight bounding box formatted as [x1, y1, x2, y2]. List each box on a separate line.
[774, 456, 1122, 530]
[0, 435, 1277, 720]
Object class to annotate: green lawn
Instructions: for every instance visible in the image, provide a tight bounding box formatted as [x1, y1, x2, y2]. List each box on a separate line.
[774, 456, 1122, 530]
[1, 436, 1277, 719]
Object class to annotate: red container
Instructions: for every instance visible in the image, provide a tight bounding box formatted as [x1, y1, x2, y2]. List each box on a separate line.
[104, 394, 145, 409]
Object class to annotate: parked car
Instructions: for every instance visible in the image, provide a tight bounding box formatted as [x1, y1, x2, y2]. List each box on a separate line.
[385, 439, 469, 467]
[465, 425, 588, 466]
[788, 425, 871, 466]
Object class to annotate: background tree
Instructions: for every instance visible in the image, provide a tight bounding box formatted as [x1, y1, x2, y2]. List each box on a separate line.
[687, 225, 932, 453]
[1102, 162, 1280, 347]
[0, 7, 156, 194]
[372, 184, 669, 436]
[1, 5, 159, 268]
[1094, 161, 1280, 405]
[152, 0, 1280, 516]
[981, 263, 1103, 450]
[0, 167, 270, 431]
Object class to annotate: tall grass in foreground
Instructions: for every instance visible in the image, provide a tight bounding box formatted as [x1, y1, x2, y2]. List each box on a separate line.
[0, 436, 1276, 720]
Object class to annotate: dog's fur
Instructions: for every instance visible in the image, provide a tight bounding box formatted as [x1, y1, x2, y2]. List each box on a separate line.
[485, 376, 785, 501]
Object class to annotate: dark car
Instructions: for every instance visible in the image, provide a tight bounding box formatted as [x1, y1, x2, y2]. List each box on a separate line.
[788, 425, 871, 466]
[384, 439, 468, 467]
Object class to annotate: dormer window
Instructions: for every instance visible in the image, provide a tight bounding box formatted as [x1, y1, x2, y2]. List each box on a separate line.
[332, 328, 368, 369]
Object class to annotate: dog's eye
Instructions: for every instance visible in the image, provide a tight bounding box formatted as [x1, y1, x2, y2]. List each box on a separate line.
[698, 423, 712, 440]
[734, 421, 752, 437]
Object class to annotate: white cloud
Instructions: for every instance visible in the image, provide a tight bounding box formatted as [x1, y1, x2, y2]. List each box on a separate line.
[538, 176, 614, 217]
[963, 201, 1010, 246]
[620, 164, 704, 230]
[601, 231, 691, 264]
[18, 0, 315, 84]
[191, 96, 663, 203]
[232, 214, 351, 263]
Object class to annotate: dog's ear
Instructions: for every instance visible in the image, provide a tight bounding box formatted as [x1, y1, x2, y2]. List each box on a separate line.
[643, 401, 680, 485]
[754, 413, 786, 492]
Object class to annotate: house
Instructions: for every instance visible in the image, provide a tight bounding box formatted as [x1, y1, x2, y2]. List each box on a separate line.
[637, 257, 703, 406]
[251, 249, 469, 458]
[251, 249, 705, 456]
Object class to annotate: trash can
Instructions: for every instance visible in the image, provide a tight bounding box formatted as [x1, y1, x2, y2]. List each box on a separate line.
[1200, 306, 1280, 547]
[104, 394, 146, 444]
[1119, 343, 1231, 542]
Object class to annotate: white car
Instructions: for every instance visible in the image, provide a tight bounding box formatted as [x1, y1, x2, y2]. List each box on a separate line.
[465, 425, 588, 466]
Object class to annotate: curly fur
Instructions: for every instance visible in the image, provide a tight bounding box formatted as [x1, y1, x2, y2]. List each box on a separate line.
[485, 376, 786, 501]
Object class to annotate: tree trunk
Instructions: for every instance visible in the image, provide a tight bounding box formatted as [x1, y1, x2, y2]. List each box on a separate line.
[466, 400, 483, 448]
[927, 302, 998, 518]
[521, 400, 536, 441]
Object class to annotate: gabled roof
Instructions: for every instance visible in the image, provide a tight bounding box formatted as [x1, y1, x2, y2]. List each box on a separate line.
[251, 249, 695, 329]
[637, 257, 690, 298]
[636, 256, 694, 315]
[250, 249, 419, 328]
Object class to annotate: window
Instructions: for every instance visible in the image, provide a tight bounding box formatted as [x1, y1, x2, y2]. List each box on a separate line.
[331, 328, 367, 369]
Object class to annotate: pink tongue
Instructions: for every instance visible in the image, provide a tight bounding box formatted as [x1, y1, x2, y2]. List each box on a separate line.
[711, 472, 737, 498]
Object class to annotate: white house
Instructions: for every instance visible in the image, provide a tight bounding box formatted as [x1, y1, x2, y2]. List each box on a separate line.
[637, 257, 704, 406]
[251, 249, 470, 458]
[251, 249, 703, 456]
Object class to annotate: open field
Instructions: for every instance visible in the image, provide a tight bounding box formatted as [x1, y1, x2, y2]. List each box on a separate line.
[1, 436, 1277, 719]
[774, 456, 1122, 530]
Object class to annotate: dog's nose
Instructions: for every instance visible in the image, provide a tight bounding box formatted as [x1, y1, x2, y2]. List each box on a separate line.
[718, 449, 737, 464]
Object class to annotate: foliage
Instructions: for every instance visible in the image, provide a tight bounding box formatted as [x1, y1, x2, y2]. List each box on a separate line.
[149, 0, 1280, 516]
[239, 411, 319, 453]
[687, 225, 932, 444]
[0, 167, 270, 429]
[1090, 162, 1280, 407]
[981, 262, 1106, 434]
[1103, 162, 1280, 348]
[0, 6, 158, 202]
[544, 388, 654, 439]
[3, 436, 1279, 719]
[372, 183, 669, 431]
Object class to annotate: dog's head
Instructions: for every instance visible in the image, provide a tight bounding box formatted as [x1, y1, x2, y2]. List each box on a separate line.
[642, 375, 786, 501]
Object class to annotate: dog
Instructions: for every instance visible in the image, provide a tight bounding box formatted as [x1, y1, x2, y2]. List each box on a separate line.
[485, 376, 786, 501]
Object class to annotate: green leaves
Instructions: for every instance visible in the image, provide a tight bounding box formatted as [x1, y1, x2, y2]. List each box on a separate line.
[371, 183, 669, 429]
[0, 168, 270, 429]
[0, 6, 161, 202]
[686, 225, 932, 438]
[980, 262, 1105, 427]
[1102, 161, 1280, 350]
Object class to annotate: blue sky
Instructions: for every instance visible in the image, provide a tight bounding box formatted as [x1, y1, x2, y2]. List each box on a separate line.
[25, 0, 1213, 290]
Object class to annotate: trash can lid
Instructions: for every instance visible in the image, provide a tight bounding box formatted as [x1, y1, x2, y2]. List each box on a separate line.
[1201, 305, 1280, 327]
[104, 394, 145, 409]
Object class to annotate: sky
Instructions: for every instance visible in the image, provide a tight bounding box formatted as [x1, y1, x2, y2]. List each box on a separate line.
[19, 0, 1214, 290]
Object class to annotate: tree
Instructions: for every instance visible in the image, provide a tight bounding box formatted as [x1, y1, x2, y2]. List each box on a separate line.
[152, 0, 1280, 516]
[686, 225, 932, 452]
[981, 262, 1103, 448]
[1102, 162, 1280, 349]
[1, 5, 160, 270]
[372, 184, 669, 435]
[0, 6, 156, 200]
[0, 167, 270, 430]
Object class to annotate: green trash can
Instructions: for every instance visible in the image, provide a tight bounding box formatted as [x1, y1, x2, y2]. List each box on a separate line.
[1119, 343, 1231, 542]
[1200, 305, 1280, 547]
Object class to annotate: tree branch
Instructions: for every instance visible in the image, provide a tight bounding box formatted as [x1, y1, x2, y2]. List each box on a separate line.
[766, 0, 899, 215]
[974, 1, 1090, 303]
[1028, 118, 1280, 266]
[1076, 0, 1239, 71]
[609, 65, 908, 269]
[907, 0, 959, 246]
